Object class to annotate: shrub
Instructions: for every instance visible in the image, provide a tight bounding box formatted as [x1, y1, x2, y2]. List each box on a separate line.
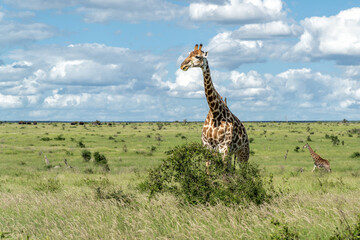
[54, 134, 65, 141]
[141, 142, 274, 206]
[94, 152, 107, 165]
[294, 146, 300, 152]
[350, 152, 360, 158]
[81, 150, 91, 162]
[157, 122, 164, 130]
[77, 140, 85, 148]
[40, 137, 51, 141]
[330, 135, 340, 145]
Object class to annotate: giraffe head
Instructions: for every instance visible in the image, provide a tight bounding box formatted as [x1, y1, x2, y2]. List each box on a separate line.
[180, 44, 208, 71]
[303, 143, 309, 149]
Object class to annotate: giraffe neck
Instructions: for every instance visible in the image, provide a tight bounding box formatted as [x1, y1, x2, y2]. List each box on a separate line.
[201, 60, 224, 113]
[307, 145, 318, 160]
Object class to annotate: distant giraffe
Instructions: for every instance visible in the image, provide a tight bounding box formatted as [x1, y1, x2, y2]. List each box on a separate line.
[64, 158, 72, 168]
[180, 44, 249, 170]
[284, 149, 289, 160]
[303, 143, 331, 172]
[44, 155, 50, 166]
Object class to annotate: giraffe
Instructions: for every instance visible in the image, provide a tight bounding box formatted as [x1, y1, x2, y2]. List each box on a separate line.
[180, 44, 250, 170]
[303, 143, 331, 172]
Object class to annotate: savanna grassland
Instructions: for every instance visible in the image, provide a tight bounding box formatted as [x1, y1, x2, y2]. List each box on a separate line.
[0, 121, 360, 239]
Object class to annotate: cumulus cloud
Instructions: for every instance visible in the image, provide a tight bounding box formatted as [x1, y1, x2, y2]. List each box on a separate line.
[0, 94, 23, 108]
[189, 0, 285, 24]
[0, 43, 177, 120]
[166, 65, 360, 120]
[165, 69, 204, 98]
[78, 0, 184, 23]
[231, 21, 302, 39]
[4, 0, 185, 23]
[0, 8, 56, 47]
[203, 20, 300, 69]
[0, 22, 55, 47]
[205, 30, 294, 69]
[9, 43, 165, 88]
[43, 90, 91, 108]
[291, 8, 360, 64]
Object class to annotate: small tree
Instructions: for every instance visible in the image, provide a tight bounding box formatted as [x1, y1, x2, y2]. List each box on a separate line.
[141, 142, 275, 206]
[77, 140, 86, 148]
[94, 152, 107, 165]
[294, 146, 300, 152]
[82, 150, 91, 162]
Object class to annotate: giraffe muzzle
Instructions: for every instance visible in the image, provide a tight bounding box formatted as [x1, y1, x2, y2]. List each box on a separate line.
[181, 64, 189, 71]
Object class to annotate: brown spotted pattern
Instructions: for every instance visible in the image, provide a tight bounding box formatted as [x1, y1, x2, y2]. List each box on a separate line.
[180, 44, 250, 169]
[303, 143, 331, 172]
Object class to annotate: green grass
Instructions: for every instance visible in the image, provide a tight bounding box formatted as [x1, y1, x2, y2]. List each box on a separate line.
[0, 121, 360, 239]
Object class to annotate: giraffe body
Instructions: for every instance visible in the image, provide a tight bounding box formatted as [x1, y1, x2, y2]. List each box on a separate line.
[303, 143, 331, 172]
[181, 44, 249, 168]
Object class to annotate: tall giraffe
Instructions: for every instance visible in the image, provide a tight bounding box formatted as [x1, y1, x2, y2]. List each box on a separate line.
[303, 143, 331, 172]
[180, 44, 250, 169]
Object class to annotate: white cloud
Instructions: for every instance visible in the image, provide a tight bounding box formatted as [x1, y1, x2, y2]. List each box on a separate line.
[204, 21, 298, 69]
[3, 0, 75, 10]
[189, 0, 285, 24]
[206, 32, 266, 69]
[77, 0, 184, 23]
[0, 43, 176, 120]
[165, 68, 204, 98]
[44, 91, 91, 108]
[292, 8, 360, 63]
[231, 21, 302, 39]
[9, 43, 166, 88]
[0, 94, 23, 108]
[4, 0, 185, 23]
[230, 70, 264, 88]
[0, 21, 55, 47]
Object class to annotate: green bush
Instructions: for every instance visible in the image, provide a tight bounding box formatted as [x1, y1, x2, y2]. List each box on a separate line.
[40, 137, 51, 141]
[54, 134, 65, 141]
[330, 135, 340, 145]
[141, 142, 274, 206]
[350, 152, 360, 158]
[94, 152, 107, 165]
[81, 150, 91, 162]
[77, 140, 85, 148]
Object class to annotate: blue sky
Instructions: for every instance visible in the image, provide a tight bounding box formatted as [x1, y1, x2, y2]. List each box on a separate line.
[0, 0, 360, 121]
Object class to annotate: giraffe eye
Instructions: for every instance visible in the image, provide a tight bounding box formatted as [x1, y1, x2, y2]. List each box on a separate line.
[195, 56, 201, 59]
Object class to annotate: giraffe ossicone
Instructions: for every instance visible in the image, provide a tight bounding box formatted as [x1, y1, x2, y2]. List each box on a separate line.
[180, 43, 250, 170]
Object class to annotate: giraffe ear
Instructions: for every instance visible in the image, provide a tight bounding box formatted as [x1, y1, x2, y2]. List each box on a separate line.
[204, 51, 208, 57]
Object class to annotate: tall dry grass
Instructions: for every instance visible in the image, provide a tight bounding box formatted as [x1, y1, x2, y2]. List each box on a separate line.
[1, 190, 360, 239]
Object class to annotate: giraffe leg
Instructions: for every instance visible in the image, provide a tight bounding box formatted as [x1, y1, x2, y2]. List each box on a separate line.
[312, 165, 316, 172]
[235, 148, 249, 165]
